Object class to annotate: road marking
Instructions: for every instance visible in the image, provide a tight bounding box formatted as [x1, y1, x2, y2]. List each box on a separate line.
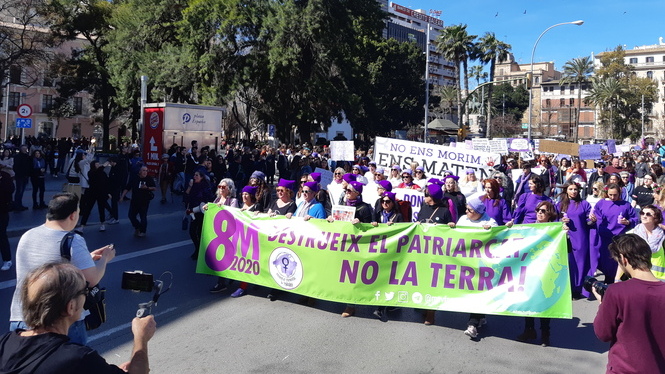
[88, 307, 178, 343]
[0, 240, 190, 291]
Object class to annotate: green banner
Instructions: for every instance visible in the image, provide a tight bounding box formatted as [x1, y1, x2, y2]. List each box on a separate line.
[196, 205, 572, 318]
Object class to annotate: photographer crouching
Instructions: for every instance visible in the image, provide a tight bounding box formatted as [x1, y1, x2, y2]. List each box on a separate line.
[0, 263, 156, 374]
[593, 234, 665, 372]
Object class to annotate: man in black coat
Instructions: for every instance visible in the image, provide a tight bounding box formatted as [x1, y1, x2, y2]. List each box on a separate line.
[12, 146, 30, 211]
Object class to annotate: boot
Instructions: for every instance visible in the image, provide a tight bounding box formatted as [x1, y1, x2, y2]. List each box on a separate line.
[424, 310, 435, 325]
[541, 330, 551, 347]
[517, 327, 537, 342]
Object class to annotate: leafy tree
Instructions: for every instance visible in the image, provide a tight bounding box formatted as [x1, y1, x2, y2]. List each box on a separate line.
[560, 56, 593, 142]
[435, 24, 476, 128]
[0, 0, 55, 88]
[490, 83, 528, 136]
[40, 0, 117, 150]
[476, 32, 510, 137]
[467, 65, 487, 86]
[345, 38, 425, 137]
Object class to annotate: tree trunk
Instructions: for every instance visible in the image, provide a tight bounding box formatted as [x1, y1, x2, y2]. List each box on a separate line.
[486, 60, 496, 138]
[574, 83, 582, 143]
[455, 63, 462, 129]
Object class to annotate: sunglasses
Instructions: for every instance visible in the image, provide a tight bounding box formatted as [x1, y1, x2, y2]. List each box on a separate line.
[493, 176, 502, 179]
[402, 175, 412, 179]
[344, 189, 357, 194]
[276, 188, 287, 193]
[76, 283, 89, 299]
[535, 208, 548, 214]
[218, 185, 227, 189]
[302, 189, 313, 194]
[640, 211, 654, 217]
[335, 172, 343, 175]
[381, 200, 392, 204]
[416, 170, 423, 173]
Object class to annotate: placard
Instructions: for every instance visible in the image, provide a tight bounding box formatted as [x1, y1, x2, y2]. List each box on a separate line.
[578, 144, 602, 160]
[314, 168, 333, 190]
[537, 139, 579, 156]
[472, 138, 491, 153]
[508, 138, 531, 152]
[329, 141, 355, 161]
[489, 139, 509, 154]
[606, 140, 616, 154]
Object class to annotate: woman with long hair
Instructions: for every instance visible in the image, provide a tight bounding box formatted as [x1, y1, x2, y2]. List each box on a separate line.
[589, 183, 638, 284]
[557, 182, 592, 299]
[29, 150, 47, 210]
[208, 178, 239, 293]
[444, 176, 467, 219]
[248, 171, 271, 212]
[511, 175, 552, 225]
[479, 178, 512, 226]
[388, 165, 402, 187]
[517, 201, 558, 346]
[627, 205, 665, 280]
[185, 169, 215, 260]
[0, 149, 14, 178]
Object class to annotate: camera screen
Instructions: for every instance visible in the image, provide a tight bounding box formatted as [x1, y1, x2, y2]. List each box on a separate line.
[122, 271, 154, 292]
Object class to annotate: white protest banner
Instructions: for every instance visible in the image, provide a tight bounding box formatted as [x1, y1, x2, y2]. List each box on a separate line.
[393, 188, 424, 222]
[509, 138, 531, 152]
[329, 141, 355, 161]
[464, 140, 473, 150]
[489, 138, 509, 154]
[314, 167, 333, 190]
[374, 137, 500, 180]
[472, 138, 491, 153]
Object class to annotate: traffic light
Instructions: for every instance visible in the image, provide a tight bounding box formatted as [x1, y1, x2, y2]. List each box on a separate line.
[525, 72, 532, 89]
[457, 127, 467, 140]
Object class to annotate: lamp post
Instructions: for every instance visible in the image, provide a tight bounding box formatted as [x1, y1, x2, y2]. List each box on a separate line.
[424, 22, 431, 143]
[527, 20, 584, 141]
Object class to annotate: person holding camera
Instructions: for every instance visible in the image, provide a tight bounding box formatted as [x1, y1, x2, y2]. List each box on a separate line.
[593, 234, 665, 373]
[0, 263, 156, 374]
[9, 193, 115, 345]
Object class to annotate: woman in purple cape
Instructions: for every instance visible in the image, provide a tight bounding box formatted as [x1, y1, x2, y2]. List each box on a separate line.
[557, 182, 592, 299]
[479, 178, 512, 226]
[511, 175, 552, 225]
[588, 183, 638, 284]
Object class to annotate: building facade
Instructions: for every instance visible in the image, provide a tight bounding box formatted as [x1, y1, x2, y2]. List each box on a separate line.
[493, 53, 562, 137]
[595, 42, 665, 140]
[540, 80, 596, 142]
[386, 2, 455, 86]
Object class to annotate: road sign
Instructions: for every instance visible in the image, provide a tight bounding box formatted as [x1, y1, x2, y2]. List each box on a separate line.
[16, 104, 32, 118]
[15, 118, 32, 128]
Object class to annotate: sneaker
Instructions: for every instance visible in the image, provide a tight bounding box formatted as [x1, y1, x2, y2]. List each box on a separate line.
[99, 225, 106, 232]
[373, 309, 387, 322]
[137, 232, 146, 237]
[209, 283, 227, 293]
[1, 261, 12, 271]
[106, 218, 119, 225]
[231, 288, 245, 298]
[464, 325, 478, 339]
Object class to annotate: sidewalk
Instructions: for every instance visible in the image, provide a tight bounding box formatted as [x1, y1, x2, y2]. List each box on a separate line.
[7, 174, 185, 238]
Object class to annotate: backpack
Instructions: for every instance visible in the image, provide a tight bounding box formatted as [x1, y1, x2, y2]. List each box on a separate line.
[60, 231, 107, 331]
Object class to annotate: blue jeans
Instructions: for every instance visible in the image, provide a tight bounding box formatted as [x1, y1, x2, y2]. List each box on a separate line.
[10, 319, 88, 345]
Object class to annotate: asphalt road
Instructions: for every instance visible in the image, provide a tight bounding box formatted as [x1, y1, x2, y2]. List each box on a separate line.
[0, 179, 610, 373]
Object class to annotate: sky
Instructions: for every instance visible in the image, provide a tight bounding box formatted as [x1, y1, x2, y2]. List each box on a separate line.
[407, 0, 665, 85]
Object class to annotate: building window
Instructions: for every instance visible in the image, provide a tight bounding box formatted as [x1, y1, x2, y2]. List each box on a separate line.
[42, 95, 54, 113]
[8, 92, 20, 111]
[560, 86, 565, 94]
[647, 56, 655, 63]
[9, 66, 21, 84]
[629, 57, 638, 64]
[73, 97, 83, 115]
[72, 123, 81, 138]
[570, 98, 575, 106]
[546, 99, 551, 107]
[559, 99, 565, 107]
[647, 71, 654, 79]
[535, 76, 540, 84]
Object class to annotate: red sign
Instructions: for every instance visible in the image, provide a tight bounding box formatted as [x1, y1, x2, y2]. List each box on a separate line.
[17, 104, 32, 118]
[142, 107, 164, 177]
[391, 3, 443, 27]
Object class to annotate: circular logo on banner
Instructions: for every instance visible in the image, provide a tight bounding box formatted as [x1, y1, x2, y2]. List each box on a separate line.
[149, 112, 160, 129]
[269, 247, 303, 290]
[182, 113, 191, 125]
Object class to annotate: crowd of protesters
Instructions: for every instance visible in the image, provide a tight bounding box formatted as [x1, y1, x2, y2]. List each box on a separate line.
[164, 138, 665, 349]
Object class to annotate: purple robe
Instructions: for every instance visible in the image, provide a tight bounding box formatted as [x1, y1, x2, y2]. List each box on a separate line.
[513, 193, 552, 224]
[591, 199, 638, 283]
[482, 196, 512, 226]
[557, 199, 592, 295]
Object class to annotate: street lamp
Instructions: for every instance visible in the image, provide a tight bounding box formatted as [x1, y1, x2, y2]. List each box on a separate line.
[527, 20, 583, 141]
[424, 22, 431, 143]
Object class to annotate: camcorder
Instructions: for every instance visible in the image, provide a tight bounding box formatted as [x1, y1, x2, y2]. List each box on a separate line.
[122, 270, 172, 318]
[583, 276, 608, 298]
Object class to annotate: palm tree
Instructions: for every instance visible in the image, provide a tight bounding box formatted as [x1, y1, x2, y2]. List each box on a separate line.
[436, 24, 476, 128]
[477, 32, 511, 138]
[586, 76, 624, 139]
[468, 65, 487, 86]
[560, 56, 594, 143]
